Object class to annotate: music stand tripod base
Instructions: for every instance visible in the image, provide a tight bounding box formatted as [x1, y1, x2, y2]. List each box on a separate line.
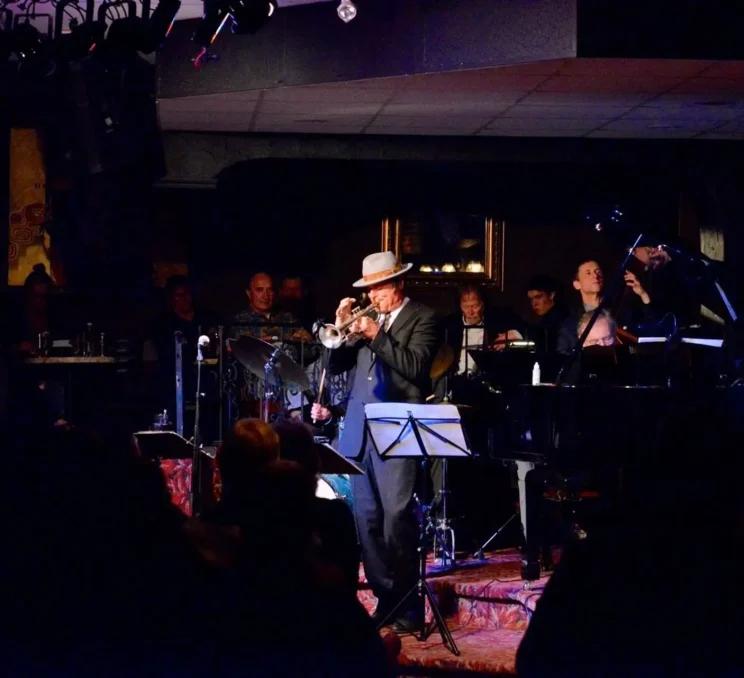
[365, 402, 471, 656]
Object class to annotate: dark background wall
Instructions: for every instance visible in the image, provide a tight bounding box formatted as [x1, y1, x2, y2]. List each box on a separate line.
[152, 135, 743, 325]
[6, 127, 743, 334]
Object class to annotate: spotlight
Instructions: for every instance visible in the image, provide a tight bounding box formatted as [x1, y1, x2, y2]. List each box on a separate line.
[228, 0, 276, 35]
[337, 0, 357, 23]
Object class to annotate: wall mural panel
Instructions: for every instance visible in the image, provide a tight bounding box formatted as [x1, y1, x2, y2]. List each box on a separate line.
[9, 128, 51, 286]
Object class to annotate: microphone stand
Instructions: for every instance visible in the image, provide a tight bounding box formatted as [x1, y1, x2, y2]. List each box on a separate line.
[191, 336, 205, 517]
[174, 331, 185, 436]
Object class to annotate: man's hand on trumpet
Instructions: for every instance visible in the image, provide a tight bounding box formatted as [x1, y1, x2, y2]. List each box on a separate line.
[335, 297, 356, 325]
[355, 314, 381, 341]
[334, 297, 380, 342]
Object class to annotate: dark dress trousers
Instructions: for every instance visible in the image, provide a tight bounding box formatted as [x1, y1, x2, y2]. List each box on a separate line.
[329, 300, 439, 609]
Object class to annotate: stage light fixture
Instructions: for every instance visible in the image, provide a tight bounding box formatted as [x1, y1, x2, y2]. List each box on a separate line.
[228, 0, 276, 35]
[337, 0, 356, 23]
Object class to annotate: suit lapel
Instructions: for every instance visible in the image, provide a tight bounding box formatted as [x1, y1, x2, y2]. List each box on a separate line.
[388, 300, 416, 336]
[368, 302, 414, 376]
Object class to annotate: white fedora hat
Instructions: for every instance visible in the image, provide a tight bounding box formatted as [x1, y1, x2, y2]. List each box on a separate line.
[352, 251, 413, 288]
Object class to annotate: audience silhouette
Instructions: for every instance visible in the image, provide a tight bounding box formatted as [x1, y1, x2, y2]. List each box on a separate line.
[516, 396, 744, 677]
[3, 419, 392, 676]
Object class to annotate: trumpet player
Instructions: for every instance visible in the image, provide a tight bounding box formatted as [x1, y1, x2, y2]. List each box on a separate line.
[315, 250, 438, 634]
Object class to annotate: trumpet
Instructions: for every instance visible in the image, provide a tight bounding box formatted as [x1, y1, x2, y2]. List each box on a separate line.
[317, 302, 379, 349]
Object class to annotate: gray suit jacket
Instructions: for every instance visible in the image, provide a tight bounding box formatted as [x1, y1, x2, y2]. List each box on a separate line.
[329, 300, 439, 458]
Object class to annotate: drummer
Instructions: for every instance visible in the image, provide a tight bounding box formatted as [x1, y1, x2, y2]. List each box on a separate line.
[232, 272, 312, 344]
[231, 272, 315, 416]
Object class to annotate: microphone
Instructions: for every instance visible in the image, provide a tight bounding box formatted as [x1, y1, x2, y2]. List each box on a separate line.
[197, 334, 210, 361]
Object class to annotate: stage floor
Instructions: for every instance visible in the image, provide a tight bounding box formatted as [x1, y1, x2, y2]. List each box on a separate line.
[357, 548, 553, 677]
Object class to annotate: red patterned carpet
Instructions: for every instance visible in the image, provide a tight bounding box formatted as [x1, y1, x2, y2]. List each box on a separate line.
[357, 549, 553, 676]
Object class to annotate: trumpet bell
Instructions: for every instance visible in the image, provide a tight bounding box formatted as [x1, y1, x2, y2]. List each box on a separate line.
[316, 301, 379, 349]
[318, 324, 344, 349]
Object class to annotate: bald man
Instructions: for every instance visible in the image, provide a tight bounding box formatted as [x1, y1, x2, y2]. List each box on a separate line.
[232, 272, 311, 343]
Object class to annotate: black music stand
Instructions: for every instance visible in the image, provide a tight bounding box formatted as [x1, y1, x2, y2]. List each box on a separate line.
[132, 430, 193, 459]
[314, 440, 366, 475]
[364, 403, 471, 656]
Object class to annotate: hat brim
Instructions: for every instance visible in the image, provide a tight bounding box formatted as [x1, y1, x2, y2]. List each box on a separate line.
[352, 262, 413, 288]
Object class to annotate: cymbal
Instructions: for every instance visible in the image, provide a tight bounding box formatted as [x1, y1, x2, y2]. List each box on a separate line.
[430, 343, 455, 380]
[229, 336, 310, 389]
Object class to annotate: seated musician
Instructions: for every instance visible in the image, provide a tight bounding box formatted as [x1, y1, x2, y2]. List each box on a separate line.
[277, 273, 317, 334]
[558, 310, 621, 386]
[577, 310, 617, 348]
[231, 272, 316, 417]
[443, 285, 523, 377]
[232, 271, 312, 343]
[524, 275, 567, 353]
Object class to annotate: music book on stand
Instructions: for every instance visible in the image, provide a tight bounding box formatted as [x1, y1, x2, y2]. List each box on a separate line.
[364, 403, 471, 459]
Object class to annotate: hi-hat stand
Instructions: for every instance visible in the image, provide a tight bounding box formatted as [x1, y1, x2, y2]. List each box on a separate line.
[431, 458, 456, 569]
[261, 347, 282, 423]
[430, 342, 458, 571]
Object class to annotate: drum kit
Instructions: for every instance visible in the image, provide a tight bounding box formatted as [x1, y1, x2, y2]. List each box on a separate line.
[226, 324, 474, 567]
[229, 333, 312, 421]
[227, 330, 365, 504]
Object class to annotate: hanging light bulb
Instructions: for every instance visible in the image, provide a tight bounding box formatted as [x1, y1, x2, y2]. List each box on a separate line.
[337, 0, 357, 23]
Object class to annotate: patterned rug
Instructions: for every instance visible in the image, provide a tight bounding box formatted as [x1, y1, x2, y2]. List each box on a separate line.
[357, 549, 554, 676]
